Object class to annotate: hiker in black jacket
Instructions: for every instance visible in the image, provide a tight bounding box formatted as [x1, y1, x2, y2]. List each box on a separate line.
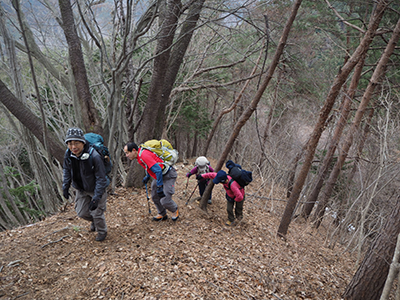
[62, 128, 108, 242]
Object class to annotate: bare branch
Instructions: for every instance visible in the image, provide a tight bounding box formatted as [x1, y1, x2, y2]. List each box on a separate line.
[325, 0, 365, 34]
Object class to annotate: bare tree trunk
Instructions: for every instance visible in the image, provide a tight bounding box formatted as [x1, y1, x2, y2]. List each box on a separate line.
[334, 107, 374, 228]
[262, 65, 283, 146]
[12, 0, 62, 213]
[126, 78, 143, 142]
[158, 0, 206, 138]
[0, 155, 26, 225]
[127, 0, 205, 187]
[126, 0, 183, 188]
[0, 80, 65, 163]
[277, 0, 389, 238]
[0, 160, 21, 227]
[312, 15, 400, 229]
[199, 0, 303, 210]
[138, 0, 182, 141]
[301, 54, 366, 219]
[347, 107, 374, 186]
[286, 147, 305, 198]
[191, 132, 198, 158]
[29, 140, 59, 212]
[343, 197, 400, 300]
[58, 0, 103, 134]
[380, 233, 400, 300]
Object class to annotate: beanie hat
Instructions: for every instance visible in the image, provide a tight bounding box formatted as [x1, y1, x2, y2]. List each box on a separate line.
[195, 156, 209, 167]
[65, 127, 86, 144]
[213, 170, 227, 184]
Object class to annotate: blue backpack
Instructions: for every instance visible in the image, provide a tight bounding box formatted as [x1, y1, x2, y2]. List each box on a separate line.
[84, 133, 113, 178]
[226, 160, 252, 188]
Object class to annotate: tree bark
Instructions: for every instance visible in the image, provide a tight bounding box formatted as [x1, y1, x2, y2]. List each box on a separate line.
[379, 233, 400, 300]
[334, 107, 374, 227]
[126, 0, 182, 188]
[0, 80, 65, 163]
[137, 0, 182, 141]
[127, 0, 206, 188]
[58, 0, 103, 134]
[343, 198, 400, 300]
[301, 54, 366, 218]
[0, 154, 26, 225]
[199, 0, 303, 210]
[286, 147, 305, 198]
[312, 14, 400, 229]
[277, 0, 389, 238]
[158, 0, 206, 138]
[0, 159, 21, 227]
[347, 107, 374, 188]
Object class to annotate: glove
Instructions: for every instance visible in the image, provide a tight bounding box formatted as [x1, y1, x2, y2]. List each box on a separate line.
[142, 175, 150, 184]
[186, 172, 192, 178]
[157, 186, 166, 198]
[89, 198, 99, 211]
[63, 189, 70, 200]
[196, 174, 203, 181]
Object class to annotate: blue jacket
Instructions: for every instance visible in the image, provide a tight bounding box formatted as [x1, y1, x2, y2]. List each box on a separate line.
[63, 144, 108, 201]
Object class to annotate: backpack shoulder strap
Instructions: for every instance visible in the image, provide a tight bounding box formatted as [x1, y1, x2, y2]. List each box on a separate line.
[228, 178, 235, 189]
[138, 147, 150, 174]
[138, 147, 169, 175]
[228, 178, 245, 190]
[87, 147, 95, 169]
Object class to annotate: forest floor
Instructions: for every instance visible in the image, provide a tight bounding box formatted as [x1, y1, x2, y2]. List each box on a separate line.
[0, 159, 357, 300]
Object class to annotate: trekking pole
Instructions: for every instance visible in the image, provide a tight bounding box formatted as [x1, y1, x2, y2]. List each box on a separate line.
[145, 182, 151, 214]
[185, 183, 199, 205]
[184, 176, 189, 195]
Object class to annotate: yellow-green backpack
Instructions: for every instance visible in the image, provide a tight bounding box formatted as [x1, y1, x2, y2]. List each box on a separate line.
[139, 139, 179, 174]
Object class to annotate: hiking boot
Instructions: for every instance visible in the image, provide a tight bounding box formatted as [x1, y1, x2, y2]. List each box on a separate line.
[208, 199, 212, 204]
[90, 222, 96, 232]
[225, 220, 235, 226]
[95, 232, 107, 242]
[153, 214, 168, 221]
[171, 208, 179, 221]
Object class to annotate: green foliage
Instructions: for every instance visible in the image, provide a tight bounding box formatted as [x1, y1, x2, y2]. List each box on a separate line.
[170, 95, 213, 139]
[9, 180, 39, 200]
[4, 166, 21, 180]
[1, 166, 44, 220]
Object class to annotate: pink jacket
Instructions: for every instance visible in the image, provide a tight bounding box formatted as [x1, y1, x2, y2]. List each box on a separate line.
[201, 172, 244, 202]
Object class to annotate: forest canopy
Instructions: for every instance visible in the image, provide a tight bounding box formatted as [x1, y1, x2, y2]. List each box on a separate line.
[0, 0, 400, 298]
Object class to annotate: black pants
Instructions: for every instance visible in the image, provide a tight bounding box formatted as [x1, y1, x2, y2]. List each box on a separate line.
[198, 179, 212, 199]
[226, 196, 244, 222]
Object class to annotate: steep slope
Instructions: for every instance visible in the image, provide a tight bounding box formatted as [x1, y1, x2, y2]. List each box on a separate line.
[0, 162, 356, 299]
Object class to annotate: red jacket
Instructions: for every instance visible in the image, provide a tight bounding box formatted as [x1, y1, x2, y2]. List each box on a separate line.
[202, 172, 244, 202]
[137, 148, 164, 179]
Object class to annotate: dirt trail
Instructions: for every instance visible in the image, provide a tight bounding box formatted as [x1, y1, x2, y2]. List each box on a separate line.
[0, 161, 355, 299]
